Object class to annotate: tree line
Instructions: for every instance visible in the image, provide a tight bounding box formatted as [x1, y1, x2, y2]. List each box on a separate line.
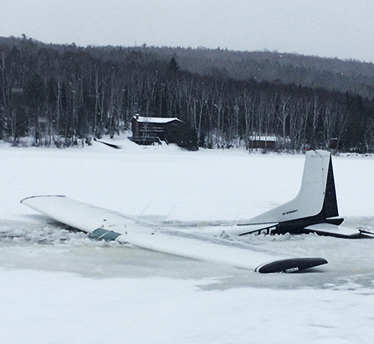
[1, 36, 374, 152]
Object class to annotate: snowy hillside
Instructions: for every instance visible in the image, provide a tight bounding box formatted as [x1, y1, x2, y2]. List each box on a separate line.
[1, 139, 374, 343]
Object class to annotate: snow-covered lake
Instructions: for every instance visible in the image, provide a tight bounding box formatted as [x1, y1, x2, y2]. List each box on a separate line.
[1, 138, 374, 343]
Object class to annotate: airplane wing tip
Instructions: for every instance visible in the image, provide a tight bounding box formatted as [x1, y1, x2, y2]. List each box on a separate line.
[20, 195, 66, 204]
[255, 257, 328, 274]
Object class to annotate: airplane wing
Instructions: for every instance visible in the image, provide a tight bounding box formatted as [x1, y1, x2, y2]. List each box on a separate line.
[21, 195, 327, 274]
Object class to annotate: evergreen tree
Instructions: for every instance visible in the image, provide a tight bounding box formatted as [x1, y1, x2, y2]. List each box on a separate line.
[167, 57, 179, 75]
[176, 125, 198, 151]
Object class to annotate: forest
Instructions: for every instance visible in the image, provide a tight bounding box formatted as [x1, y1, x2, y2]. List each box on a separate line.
[1, 35, 374, 152]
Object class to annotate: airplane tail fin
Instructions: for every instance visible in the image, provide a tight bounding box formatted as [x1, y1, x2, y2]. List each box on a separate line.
[249, 150, 338, 224]
[234, 150, 343, 236]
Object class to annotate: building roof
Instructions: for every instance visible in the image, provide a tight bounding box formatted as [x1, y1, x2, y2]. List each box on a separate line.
[248, 135, 291, 142]
[132, 115, 183, 124]
[249, 135, 278, 142]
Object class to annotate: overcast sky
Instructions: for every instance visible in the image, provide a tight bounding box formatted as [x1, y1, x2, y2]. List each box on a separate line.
[1, 0, 374, 62]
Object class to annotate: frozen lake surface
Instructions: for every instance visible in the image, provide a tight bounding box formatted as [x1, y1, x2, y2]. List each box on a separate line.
[1, 138, 374, 343]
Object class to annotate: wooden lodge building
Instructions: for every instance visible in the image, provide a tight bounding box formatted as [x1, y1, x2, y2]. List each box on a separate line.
[130, 115, 183, 145]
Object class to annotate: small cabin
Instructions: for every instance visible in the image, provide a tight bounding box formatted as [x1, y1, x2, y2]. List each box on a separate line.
[130, 115, 183, 145]
[248, 135, 291, 150]
[248, 135, 277, 150]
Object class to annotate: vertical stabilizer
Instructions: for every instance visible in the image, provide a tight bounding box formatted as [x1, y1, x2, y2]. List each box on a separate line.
[246, 150, 338, 225]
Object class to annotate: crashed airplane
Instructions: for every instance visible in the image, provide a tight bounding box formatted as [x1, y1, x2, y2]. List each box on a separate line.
[20, 150, 370, 274]
[230, 150, 369, 238]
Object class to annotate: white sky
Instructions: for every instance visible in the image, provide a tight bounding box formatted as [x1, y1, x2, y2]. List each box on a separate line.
[1, 0, 374, 62]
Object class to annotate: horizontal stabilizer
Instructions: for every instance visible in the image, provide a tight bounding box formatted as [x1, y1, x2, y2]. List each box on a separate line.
[304, 223, 360, 238]
[358, 228, 374, 238]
